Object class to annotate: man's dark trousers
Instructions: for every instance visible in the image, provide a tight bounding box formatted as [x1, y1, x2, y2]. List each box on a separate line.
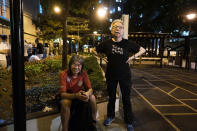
[106, 77, 133, 124]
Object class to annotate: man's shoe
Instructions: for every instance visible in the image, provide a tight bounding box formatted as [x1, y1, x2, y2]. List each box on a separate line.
[91, 120, 97, 131]
[127, 124, 134, 131]
[103, 117, 114, 126]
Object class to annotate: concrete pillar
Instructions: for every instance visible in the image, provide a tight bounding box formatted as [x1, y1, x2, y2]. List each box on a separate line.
[121, 14, 129, 39]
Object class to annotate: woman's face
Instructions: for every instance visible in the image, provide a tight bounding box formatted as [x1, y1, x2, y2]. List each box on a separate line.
[71, 61, 82, 75]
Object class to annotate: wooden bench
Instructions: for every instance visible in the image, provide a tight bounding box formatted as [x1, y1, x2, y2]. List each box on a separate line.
[133, 57, 162, 65]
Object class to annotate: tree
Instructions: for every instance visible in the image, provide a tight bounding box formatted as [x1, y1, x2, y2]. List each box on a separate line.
[34, 0, 98, 69]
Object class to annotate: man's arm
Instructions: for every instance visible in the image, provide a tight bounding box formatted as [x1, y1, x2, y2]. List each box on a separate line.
[92, 48, 99, 56]
[126, 47, 146, 63]
[60, 91, 77, 100]
[92, 47, 106, 59]
[60, 90, 92, 102]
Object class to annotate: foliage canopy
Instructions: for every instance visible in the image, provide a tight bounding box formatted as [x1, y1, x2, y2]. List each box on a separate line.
[34, 0, 98, 41]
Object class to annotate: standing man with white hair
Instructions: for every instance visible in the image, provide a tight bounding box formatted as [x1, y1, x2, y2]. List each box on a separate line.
[94, 19, 145, 131]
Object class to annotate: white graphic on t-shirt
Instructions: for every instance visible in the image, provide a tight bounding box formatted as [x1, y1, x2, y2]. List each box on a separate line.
[67, 77, 71, 82]
[112, 45, 123, 55]
[78, 80, 83, 87]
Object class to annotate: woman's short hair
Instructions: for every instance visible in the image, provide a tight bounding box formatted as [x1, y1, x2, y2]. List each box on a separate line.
[68, 55, 84, 76]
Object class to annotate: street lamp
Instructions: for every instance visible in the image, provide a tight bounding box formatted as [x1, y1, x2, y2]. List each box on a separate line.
[97, 7, 107, 41]
[185, 12, 197, 35]
[93, 31, 97, 35]
[97, 7, 107, 66]
[97, 8, 107, 19]
[186, 13, 196, 20]
[54, 6, 61, 14]
[184, 12, 196, 70]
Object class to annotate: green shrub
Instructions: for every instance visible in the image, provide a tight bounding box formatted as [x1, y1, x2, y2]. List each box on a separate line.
[44, 59, 62, 72]
[25, 55, 106, 97]
[83, 56, 106, 91]
[25, 57, 62, 77]
[25, 63, 45, 77]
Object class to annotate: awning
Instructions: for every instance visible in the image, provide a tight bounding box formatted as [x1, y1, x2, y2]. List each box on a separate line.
[0, 16, 10, 26]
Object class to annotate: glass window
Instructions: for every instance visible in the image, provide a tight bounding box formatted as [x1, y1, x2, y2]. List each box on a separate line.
[117, 6, 121, 12]
[116, 0, 122, 2]
[39, 4, 43, 14]
[182, 31, 189, 36]
[139, 13, 143, 18]
[0, 0, 8, 17]
[109, 8, 116, 14]
[112, 8, 115, 13]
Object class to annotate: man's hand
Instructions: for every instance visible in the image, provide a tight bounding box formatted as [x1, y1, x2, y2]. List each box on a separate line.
[126, 56, 135, 64]
[75, 90, 89, 102]
[126, 47, 146, 64]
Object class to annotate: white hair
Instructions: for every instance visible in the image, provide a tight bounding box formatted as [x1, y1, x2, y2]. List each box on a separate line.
[110, 19, 123, 30]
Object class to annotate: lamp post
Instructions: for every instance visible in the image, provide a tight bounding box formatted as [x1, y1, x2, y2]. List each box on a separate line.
[185, 12, 196, 70]
[97, 7, 107, 41]
[97, 7, 107, 66]
[186, 13, 196, 36]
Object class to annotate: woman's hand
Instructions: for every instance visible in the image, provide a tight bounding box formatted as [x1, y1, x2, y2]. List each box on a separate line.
[75, 91, 89, 102]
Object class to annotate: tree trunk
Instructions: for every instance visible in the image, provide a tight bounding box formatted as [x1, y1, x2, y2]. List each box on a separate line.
[62, 0, 70, 70]
[62, 19, 68, 70]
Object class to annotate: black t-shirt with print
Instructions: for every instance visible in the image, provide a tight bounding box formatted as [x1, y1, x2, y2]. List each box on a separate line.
[96, 39, 140, 79]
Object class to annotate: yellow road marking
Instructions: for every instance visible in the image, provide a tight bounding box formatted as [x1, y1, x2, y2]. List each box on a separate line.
[152, 68, 197, 86]
[180, 99, 197, 101]
[163, 113, 197, 116]
[143, 79, 197, 112]
[173, 77, 197, 87]
[134, 71, 197, 96]
[168, 87, 179, 95]
[133, 87, 180, 131]
[134, 88, 156, 89]
[153, 104, 184, 107]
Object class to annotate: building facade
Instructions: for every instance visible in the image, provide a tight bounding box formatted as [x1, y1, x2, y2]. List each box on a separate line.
[0, 0, 40, 44]
[0, 0, 10, 43]
[23, 0, 40, 43]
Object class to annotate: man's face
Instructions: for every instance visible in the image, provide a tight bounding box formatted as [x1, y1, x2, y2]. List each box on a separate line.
[111, 22, 124, 39]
